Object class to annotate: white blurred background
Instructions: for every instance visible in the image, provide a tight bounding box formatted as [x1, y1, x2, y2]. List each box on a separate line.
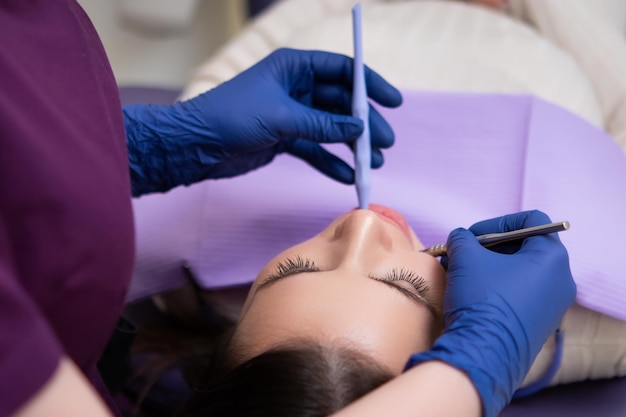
[76, 0, 252, 88]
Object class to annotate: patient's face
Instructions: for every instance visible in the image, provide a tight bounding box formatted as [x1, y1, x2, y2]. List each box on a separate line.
[233, 204, 445, 374]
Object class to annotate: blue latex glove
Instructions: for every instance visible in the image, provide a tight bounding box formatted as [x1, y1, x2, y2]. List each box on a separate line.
[405, 210, 576, 417]
[124, 48, 403, 196]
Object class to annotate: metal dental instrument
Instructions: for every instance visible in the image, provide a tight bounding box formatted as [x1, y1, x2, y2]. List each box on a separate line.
[422, 221, 570, 257]
[352, 3, 371, 209]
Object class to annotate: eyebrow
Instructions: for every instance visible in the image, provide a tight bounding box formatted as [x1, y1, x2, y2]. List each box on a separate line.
[256, 268, 438, 316]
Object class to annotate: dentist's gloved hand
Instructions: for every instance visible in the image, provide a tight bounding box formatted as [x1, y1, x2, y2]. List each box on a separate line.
[124, 48, 403, 196]
[405, 210, 576, 417]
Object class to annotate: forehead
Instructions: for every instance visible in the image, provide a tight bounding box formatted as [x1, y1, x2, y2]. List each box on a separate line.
[234, 270, 441, 373]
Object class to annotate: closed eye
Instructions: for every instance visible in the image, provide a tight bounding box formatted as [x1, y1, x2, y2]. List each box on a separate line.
[257, 256, 438, 315]
[374, 268, 430, 296]
[271, 255, 321, 279]
[369, 269, 437, 316]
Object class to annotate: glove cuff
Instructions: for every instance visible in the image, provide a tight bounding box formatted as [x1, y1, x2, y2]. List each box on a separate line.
[124, 103, 222, 195]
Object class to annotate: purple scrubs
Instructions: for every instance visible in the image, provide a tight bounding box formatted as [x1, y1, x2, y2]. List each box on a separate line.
[0, 1, 134, 415]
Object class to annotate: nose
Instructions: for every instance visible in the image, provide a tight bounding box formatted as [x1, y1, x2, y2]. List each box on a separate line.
[329, 210, 395, 267]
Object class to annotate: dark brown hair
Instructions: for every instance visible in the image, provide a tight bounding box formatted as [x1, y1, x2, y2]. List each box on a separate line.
[178, 340, 394, 417]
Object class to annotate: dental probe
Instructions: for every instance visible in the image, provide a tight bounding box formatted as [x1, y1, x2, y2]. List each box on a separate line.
[352, 3, 371, 209]
[422, 221, 570, 257]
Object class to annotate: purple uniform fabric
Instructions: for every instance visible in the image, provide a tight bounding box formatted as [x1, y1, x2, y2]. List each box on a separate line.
[130, 92, 626, 323]
[0, 1, 134, 415]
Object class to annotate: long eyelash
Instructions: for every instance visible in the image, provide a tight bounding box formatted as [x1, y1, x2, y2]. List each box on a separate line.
[274, 255, 320, 277]
[381, 268, 430, 294]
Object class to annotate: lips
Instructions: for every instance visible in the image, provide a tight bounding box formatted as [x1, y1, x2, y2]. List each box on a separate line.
[368, 203, 413, 242]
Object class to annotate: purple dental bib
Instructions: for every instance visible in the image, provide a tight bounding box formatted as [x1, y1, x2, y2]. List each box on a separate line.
[130, 91, 626, 322]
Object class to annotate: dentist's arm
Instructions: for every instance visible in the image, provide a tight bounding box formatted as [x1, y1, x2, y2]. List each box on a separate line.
[332, 361, 480, 417]
[13, 358, 112, 417]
